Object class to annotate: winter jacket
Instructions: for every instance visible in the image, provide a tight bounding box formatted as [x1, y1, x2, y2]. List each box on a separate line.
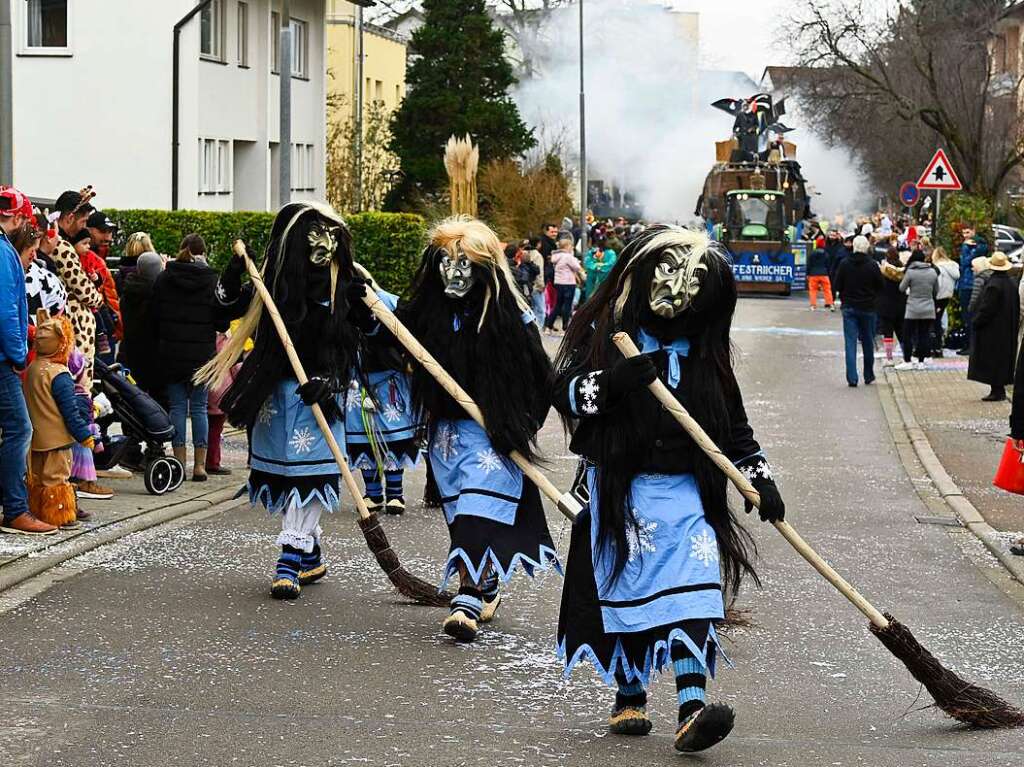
[876, 263, 907, 320]
[899, 262, 939, 320]
[959, 238, 990, 293]
[833, 252, 883, 312]
[969, 270, 992, 315]
[25, 361, 92, 451]
[117, 271, 161, 393]
[934, 260, 961, 300]
[807, 248, 830, 277]
[551, 249, 582, 286]
[525, 249, 545, 292]
[584, 248, 617, 297]
[150, 260, 226, 384]
[968, 271, 1018, 387]
[0, 230, 28, 367]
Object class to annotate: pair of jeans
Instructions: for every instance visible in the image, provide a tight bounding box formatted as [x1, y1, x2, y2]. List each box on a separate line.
[958, 288, 973, 348]
[842, 308, 876, 385]
[903, 318, 932, 363]
[530, 290, 545, 328]
[0, 363, 32, 522]
[167, 381, 209, 448]
[545, 284, 576, 330]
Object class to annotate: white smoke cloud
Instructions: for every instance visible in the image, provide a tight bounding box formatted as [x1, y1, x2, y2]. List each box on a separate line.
[511, 0, 869, 222]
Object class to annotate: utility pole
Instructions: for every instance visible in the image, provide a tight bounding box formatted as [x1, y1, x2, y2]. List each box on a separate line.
[578, 0, 587, 254]
[0, 0, 13, 185]
[279, 0, 292, 208]
[353, 3, 365, 211]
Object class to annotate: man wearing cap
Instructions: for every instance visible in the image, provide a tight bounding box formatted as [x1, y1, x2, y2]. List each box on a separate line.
[85, 211, 122, 351]
[51, 190, 104, 386]
[0, 186, 58, 535]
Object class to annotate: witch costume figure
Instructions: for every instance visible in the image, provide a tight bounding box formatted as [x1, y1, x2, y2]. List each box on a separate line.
[344, 269, 422, 516]
[397, 216, 559, 642]
[553, 225, 785, 753]
[195, 202, 362, 601]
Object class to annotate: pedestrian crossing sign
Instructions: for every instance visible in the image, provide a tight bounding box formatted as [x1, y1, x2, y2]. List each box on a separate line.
[917, 149, 962, 190]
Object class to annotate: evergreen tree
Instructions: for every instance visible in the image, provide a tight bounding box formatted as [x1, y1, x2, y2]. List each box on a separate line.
[387, 0, 536, 209]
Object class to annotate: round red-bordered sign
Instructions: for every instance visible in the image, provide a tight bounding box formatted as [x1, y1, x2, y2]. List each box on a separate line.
[899, 182, 920, 207]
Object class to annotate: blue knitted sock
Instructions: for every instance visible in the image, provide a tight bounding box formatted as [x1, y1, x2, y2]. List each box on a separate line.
[671, 641, 707, 722]
[384, 470, 404, 501]
[276, 546, 302, 583]
[480, 570, 499, 600]
[361, 468, 383, 500]
[614, 676, 647, 710]
[450, 587, 483, 621]
[300, 542, 322, 571]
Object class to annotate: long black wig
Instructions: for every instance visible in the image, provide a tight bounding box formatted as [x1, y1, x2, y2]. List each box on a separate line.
[399, 216, 553, 461]
[555, 225, 759, 597]
[203, 202, 362, 428]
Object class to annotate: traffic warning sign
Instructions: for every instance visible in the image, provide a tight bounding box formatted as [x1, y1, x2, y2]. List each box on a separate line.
[917, 149, 962, 191]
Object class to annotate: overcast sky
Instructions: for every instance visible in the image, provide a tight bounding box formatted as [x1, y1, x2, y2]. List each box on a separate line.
[671, 0, 791, 78]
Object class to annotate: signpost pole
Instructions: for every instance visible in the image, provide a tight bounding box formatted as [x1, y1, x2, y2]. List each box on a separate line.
[936, 190, 941, 232]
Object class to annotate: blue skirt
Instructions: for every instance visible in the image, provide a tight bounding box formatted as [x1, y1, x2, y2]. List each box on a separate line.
[429, 419, 560, 588]
[246, 380, 346, 514]
[344, 370, 422, 471]
[558, 470, 725, 686]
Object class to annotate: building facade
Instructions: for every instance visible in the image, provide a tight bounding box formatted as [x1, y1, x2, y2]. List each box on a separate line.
[327, 2, 407, 119]
[10, 0, 328, 211]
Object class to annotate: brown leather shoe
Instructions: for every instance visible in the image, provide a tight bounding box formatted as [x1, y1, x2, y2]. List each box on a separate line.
[76, 507, 93, 522]
[0, 512, 60, 536]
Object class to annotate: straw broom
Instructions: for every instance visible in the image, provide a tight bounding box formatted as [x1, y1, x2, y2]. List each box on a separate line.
[445, 135, 479, 217]
[611, 331, 1024, 729]
[234, 241, 450, 607]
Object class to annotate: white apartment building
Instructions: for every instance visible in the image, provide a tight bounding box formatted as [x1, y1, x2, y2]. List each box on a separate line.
[10, 0, 327, 211]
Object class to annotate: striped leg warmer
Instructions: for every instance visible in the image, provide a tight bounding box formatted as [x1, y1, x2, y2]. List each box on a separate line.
[671, 640, 707, 722]
[614, 674, 647, 710]
[276, 546, 303, 584]
[450, 587, 483, 622]
[361, 468, 383, 502]
[384, 470, 404, 501]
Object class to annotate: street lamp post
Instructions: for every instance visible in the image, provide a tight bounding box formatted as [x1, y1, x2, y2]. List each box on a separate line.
[352, 1, 376, 212]
[279, 1, 292, 208]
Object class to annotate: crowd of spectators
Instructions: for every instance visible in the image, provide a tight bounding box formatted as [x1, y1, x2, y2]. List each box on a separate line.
[0, 185, 230, 537]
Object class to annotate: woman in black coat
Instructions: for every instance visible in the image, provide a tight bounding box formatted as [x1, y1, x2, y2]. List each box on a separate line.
[117, 252, 163, 396]
[150, 236, 225, 479]
[967, 253, 1019, 402]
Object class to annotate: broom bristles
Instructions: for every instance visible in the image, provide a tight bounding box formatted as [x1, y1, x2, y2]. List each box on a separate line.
[358, 514, 452, 607]
[870, 613, 1024, 728]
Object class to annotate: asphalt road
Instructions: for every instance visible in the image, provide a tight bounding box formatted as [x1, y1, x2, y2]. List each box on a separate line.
[1, 298, 1022, 767]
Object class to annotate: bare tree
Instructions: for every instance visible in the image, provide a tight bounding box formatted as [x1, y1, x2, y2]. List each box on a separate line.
[789, 0, 1023, 198]
[326, 95, 399, 212]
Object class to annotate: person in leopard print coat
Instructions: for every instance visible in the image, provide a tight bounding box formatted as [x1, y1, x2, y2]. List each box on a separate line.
[52, 190, 103, 386]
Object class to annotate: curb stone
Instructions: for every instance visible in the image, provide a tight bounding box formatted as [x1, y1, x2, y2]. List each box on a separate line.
[0, 486, 240, 594]
[883, 368, 1024, 585]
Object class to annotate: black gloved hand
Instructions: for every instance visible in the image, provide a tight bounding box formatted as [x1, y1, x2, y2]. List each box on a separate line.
[744, 477, 785, 523]
[603, 354, 658, 399]
[345, 278, 375, 331]
[296, 377, 340, 423]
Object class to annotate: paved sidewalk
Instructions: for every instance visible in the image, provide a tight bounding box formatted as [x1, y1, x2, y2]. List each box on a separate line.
[0, 437, 247, 574]
[889, 356, 1024, 538]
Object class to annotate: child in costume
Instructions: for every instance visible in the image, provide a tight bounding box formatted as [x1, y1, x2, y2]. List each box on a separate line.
[553, 226, 785, 753]
[344, 270, 422, 516]
[196, 202, 362, 600]
[24, 313, 95, 529]
[395, 216, 559, 642]
[67, 348, 111, 504]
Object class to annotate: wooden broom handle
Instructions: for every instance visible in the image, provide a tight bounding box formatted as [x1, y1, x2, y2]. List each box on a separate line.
[611, 332, 890, 630]
[235, 241, 372, 522]
[362, 291, 583, 521]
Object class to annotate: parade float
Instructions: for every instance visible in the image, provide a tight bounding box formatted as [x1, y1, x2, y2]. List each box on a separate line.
[698, 93, 815, 295]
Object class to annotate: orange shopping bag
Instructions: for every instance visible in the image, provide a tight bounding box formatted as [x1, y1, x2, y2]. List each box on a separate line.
[993, 438, 1024, 494]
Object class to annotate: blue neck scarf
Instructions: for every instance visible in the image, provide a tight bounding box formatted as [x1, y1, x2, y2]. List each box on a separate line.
[637, 328, 690, 388]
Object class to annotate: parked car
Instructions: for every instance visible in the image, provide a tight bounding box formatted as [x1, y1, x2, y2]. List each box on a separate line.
[993, 224, 1024, 262]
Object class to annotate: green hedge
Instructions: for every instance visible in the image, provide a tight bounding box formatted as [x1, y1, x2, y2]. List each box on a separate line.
[105, 209, 428, 293]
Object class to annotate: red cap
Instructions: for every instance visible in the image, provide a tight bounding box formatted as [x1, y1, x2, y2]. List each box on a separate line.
[0, 186, 32, 218]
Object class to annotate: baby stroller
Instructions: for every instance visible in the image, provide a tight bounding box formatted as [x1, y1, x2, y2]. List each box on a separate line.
[92, 360, 185, 495]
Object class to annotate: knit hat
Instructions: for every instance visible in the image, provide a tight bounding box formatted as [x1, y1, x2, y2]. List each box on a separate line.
[853, 235, 871, 254]
[137, 252, 164, 281]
